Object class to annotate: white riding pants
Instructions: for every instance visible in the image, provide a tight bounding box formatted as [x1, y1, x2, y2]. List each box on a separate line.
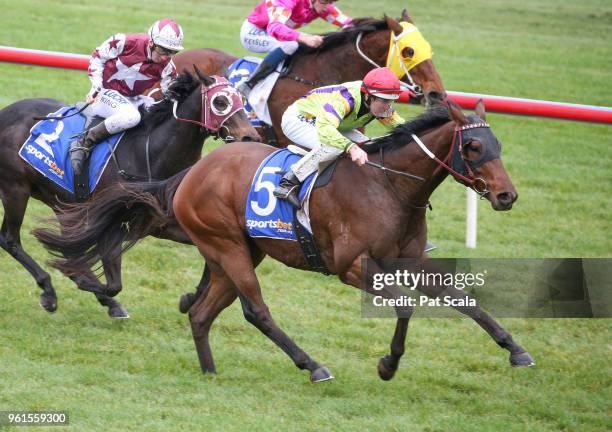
[281, 105, 369, 181]
[89, 89, 154, 134]
[240, 20, 299, 55]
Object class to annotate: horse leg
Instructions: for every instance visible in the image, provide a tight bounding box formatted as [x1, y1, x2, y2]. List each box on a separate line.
[179, 263, 211, 314]
[188, 269, 237, 374]
[0, 185, 57, 312]
[56, 231, 128, 318]
[418, 259, 535, 367]
[341, 253, 414, 381]
[67, 266, 129, 319]
[215, 248, 331, 382]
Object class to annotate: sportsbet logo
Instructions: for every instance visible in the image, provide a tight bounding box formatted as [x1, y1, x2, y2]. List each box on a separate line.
[246, 218, 293, 232]
[25, 144, 65, 178]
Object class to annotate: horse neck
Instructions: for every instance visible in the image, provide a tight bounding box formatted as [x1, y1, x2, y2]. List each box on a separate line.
[378, 121, 456, 207]
[292, 29, 390, 83]
[147, 93, 207, 178]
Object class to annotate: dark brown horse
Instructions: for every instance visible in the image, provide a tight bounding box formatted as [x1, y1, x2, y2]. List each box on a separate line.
[0, 71, 258, 318]
[173, 11, 446, 147]
[35, 101, 534, 381]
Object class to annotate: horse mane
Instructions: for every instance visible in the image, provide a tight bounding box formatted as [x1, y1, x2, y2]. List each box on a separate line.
[364, 105, 451, 154]
[139, 72, 200, 127]
[293, 17, 389, 58]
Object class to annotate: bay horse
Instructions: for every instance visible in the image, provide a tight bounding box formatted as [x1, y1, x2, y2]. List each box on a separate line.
[173, 11, 446, 147]
[34, 101, 534, 381]
[0, 70, 259, 318]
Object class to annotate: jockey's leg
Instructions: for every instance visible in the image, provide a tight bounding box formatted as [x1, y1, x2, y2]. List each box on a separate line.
[274, 145, 342, 208]
[238, 20, 298, 96]
[70, 90, 139, 175]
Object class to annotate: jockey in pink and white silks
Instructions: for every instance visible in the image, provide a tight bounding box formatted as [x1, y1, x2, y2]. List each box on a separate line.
[274, 67, 405, 208]
[238, 0, 352, 96]
[70, 19, 184, 176]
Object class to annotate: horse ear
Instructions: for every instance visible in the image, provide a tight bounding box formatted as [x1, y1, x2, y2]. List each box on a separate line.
[192, 64, 215, 86]
[401, 9, 414, 24]
[474, 98, 487, 121]
[384, 14, 404, 36]
[447, 99, 469, 126]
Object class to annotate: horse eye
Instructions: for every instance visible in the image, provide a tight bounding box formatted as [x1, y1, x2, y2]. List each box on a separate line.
[402, 47, 415, 58]
[213, 96, 228, 111]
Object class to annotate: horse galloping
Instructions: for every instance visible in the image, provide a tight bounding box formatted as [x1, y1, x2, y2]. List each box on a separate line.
[174, 11, 446, 147]
[35, 101, 534, 381]
[0, 70, 259, 318]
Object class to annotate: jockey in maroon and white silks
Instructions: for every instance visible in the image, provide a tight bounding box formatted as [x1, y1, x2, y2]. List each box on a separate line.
[85, 19, 184, 135]
[70, 19, 184, 177]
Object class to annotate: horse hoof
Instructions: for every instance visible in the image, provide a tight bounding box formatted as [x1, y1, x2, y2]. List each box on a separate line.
[310, 366, 334, 383]
[510, 351, 535, 367]
[39, 294, 57, 313]
[179, 293, 196, 314]
[377, 357, 396, 381]
[108, 305, 130, 319]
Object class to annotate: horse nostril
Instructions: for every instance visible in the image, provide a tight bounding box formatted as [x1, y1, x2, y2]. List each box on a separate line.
[242, 135, 258, 142]
[425, 91, 445, 107]
[497, 192, 516, 206]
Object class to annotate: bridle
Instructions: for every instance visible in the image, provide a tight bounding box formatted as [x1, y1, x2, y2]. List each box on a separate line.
[411, 123, 493, 196]
[354, 23, 430, 97]
[172, 76, 245, 142]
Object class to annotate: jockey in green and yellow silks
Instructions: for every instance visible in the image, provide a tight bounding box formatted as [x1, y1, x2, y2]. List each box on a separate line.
[274, 67, 404, 208]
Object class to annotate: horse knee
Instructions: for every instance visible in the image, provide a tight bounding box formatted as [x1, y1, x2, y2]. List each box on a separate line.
[241, 305, 258, 325]
[105, 280, 122, 297]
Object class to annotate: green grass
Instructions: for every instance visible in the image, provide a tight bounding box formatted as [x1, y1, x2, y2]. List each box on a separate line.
[1, 0, 611, 431]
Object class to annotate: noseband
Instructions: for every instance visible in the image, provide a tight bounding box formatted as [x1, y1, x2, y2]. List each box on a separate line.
[172, 76, 245, 142]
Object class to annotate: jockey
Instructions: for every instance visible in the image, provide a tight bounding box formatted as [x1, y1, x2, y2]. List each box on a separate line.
[274, 67, 405, 208]
[70, 19, 184, 176]
[238, 0, 352, 96]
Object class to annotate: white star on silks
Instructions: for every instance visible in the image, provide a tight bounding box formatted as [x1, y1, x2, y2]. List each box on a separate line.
[107, 59, 150, 91]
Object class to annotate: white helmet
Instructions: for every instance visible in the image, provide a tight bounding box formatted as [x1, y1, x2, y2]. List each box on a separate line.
[148, 19, 184, 51]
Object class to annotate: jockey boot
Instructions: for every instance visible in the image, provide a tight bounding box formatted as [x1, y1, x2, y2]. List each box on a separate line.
[70, 122, 112, 176]
[273, 171, 302, 209]
[237, 47, 288, 97]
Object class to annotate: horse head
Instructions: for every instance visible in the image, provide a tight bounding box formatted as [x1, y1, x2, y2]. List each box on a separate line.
[383, 13, 446, 107]
[170, 67, 259, 143]
[447, 100, 518, 210]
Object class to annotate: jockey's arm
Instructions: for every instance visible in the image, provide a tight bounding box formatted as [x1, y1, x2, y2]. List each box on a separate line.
[160, 60, 178, 96]
[322, 3, 352, 28]
[265, 1, 300, 41]
[314, 102, 353, 151]
[87, 34, 125, 95]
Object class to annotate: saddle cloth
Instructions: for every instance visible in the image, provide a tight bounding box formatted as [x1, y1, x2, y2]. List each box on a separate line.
[19, 106, 123, 195]
[227, 56, 284, 127]
[245, 148, 319, 240]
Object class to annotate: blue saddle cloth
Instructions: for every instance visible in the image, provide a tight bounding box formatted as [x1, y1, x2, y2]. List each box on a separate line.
[19, 106, 123, 195]
[246, 149, 316, 240]
[227, 57, 263, 127]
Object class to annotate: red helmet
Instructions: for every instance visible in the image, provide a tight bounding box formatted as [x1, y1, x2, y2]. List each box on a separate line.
[361, 67, 402, 100]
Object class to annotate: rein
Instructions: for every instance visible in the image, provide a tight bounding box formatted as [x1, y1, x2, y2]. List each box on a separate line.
[411, 123, 490, 196]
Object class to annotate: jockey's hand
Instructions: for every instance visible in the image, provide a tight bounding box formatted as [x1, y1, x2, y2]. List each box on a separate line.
[86, 87, 101, 104]
[348, 145, 368, 166]
[298, 33, 324, 48]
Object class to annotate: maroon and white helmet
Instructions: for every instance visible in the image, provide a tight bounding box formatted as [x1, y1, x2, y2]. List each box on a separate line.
[148, 19, 184, 51]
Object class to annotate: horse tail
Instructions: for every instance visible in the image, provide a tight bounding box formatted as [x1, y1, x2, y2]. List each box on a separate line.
[33, 169, 190, 275]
